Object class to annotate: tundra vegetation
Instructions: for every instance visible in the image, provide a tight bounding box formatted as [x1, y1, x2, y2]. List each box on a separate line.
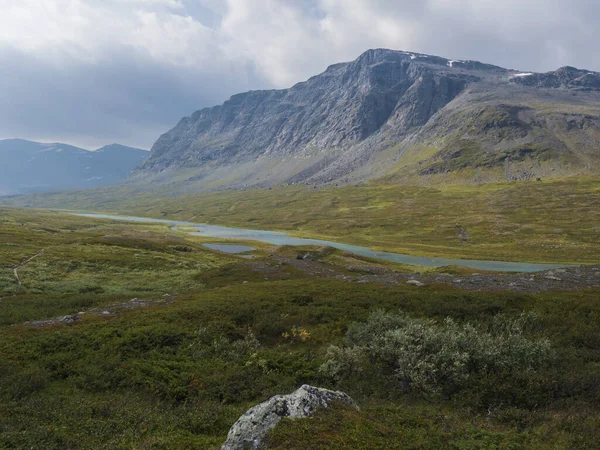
[3, 177, 600, 263]
[0, 206, 599, 449]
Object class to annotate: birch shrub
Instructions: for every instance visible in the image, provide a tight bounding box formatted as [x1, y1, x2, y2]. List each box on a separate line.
[321, 310, 555, 401]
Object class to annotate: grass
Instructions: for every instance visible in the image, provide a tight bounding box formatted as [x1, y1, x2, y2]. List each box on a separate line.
[0, 208, 240, 325]
[2, 177, 599, 263]
[266, 401, 600, 450]
[0, 207, 599, 449]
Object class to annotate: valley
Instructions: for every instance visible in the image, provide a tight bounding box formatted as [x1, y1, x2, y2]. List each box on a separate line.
[4, 176, 599, 264]
[72, 212, 569, 272]
[1, 47, 599, 450]
[1, 207, 600, 449]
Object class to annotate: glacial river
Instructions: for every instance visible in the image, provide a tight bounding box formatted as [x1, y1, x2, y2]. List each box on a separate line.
[74, 213, 570, 273]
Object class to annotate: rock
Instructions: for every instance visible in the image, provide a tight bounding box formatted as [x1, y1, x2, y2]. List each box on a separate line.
[544, 276, 562, 281]
[221, 385, 357, 450]
[59, 315, 79, 324]
[406, 279, 424, 287]
[456, 226, 470, 242]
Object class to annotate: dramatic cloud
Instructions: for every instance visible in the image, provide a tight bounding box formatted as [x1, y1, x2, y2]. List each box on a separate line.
[1, 0, 599, 148]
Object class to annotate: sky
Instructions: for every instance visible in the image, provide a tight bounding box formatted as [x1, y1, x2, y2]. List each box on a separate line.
[1, 0, 599, 150]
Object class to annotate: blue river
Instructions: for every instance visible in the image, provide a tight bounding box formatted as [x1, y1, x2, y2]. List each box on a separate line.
[74, 213, 570, 273]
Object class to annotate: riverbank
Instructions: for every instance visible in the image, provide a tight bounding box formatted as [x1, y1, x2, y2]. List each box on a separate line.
[3, 178, 599, 264]
[74, 213, 572, 273]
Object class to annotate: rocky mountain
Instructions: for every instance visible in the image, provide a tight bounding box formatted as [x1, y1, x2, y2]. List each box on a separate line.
[0, 139, 148, 196]
[132, 49, 600, 189]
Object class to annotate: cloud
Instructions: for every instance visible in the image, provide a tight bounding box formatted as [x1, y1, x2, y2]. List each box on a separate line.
[0, 0, 266, 148]
[0, 0, 599, 148]
[216, 0, 600, 85]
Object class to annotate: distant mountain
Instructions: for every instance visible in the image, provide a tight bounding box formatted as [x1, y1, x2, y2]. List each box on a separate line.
[132, 49, 600, 189]
[0, 139, 148, 196]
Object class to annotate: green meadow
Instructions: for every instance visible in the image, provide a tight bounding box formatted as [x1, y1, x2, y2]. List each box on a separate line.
[3, 177, 599, 264]
[0, 207, 599, 449]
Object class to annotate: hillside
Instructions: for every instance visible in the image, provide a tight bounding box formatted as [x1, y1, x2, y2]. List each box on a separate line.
[0, 139, 148, 195]
[132, 49, 600, 189]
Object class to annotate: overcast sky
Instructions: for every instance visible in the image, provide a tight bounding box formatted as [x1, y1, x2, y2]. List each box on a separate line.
[1, 0, 599, 150]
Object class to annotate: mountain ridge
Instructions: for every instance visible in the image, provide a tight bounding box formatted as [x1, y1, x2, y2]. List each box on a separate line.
[132, 48, 600, 189]
[0, 139, 148, 196]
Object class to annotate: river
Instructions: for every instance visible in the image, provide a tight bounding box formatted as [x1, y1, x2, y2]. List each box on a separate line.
[74, 213, 570, 273]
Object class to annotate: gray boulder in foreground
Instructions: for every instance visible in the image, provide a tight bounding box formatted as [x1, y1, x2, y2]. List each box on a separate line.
[221, 384, 358, 450]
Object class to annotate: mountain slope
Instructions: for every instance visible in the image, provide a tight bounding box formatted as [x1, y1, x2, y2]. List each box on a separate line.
[0, 139, 148, 195]
[132, 49, 600, 189]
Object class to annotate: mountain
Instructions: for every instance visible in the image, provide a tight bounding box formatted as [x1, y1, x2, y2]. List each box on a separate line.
[0, 139, 148, 196]
[134, 48, 600, 189]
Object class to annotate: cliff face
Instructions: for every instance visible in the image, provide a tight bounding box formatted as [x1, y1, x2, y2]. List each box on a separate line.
[132, 49, 600, 189]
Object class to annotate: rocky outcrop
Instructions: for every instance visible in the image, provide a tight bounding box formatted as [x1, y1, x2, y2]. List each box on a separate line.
[136, 50, 476, 173]
[511, 66, 600, 90]
[221, 385, 357, 450]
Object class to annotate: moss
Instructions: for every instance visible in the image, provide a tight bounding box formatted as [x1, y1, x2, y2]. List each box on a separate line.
[424, 140, 559, 174]
[265, 403, 533, 450]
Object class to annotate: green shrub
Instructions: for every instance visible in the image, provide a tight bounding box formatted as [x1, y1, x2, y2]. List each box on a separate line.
[321, 310, 555, 402]
[189, 326, 261, 363]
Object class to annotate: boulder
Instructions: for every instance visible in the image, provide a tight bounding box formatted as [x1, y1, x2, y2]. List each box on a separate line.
[59, 314, 79, 324]
[406, 279, 424, 287]
[221, 385, 357, 450]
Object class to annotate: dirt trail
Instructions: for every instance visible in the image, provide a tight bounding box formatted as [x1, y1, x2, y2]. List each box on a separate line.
[12, 250, 44, 286]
